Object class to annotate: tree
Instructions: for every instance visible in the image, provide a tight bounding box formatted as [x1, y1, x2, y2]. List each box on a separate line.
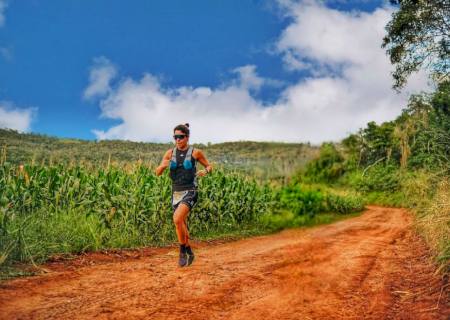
[431, 80, 450, 114]
[360, 121, 397, 165]
[302, 143, 345, 183]
[399, 83, 450, 169]
[382, 0, 450, 90]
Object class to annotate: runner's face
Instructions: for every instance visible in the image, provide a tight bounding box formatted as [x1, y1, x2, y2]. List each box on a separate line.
[174, 130, 188, 148]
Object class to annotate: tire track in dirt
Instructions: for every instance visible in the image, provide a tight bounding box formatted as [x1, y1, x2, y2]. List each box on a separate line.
[0, 206, 448, 319]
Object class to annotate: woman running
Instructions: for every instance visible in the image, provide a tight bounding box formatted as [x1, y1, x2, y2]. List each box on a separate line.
[155, 123, 212, 267]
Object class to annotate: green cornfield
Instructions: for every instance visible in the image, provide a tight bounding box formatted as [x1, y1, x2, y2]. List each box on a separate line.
[0, 163, 271, 266]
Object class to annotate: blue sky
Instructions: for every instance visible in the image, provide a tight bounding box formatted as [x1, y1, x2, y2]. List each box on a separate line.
[0, 0, 427, 143]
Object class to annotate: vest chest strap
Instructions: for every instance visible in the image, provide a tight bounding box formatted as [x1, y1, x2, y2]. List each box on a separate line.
[170, 146, 194, 169]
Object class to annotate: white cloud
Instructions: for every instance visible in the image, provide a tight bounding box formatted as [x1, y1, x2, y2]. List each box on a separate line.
[83, 57, 117, 100]
[0, 0, 7, 27]
[232, 65, 265, 91]
[0, 102, 35, 132]
[89, 1, 428, 144]
[231, 65, 284, 91]
[0, 3, 35, 133]
[276, 1, 395, 71]
[92, 73, 276, 142]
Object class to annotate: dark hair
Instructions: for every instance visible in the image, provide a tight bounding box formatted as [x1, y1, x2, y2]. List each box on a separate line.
[173, 123, 190, 136]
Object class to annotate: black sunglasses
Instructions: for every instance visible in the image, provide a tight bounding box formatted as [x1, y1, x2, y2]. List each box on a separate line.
[173, 134, 187, 140]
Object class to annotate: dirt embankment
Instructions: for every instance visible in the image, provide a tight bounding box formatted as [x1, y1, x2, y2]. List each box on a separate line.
[0, 206, 448, 319]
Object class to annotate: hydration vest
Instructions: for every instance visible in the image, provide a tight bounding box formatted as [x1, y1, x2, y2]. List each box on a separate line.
[169, 146, 197, 191]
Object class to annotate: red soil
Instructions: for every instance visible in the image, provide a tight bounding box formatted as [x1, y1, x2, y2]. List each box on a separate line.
[0, 206, 448, 319]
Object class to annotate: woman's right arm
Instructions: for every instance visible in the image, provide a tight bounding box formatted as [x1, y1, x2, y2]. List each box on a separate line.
[155, 149, 172, 176]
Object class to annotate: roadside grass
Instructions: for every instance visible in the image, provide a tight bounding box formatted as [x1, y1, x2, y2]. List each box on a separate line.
[0, 209, 363, 280]
[415, 179, 450, 273]
[343, 167, 449, 273]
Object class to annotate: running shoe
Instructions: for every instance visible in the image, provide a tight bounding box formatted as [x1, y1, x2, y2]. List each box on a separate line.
[179, 246, 187, 267]
[186, 246, 195, 266]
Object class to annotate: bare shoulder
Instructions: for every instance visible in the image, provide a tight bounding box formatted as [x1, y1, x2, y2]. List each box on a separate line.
[164, 148, 173, 159]
[193, 148, 205, 158]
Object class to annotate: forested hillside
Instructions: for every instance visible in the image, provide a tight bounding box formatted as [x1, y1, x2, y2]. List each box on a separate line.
[0, 129, 317, 182]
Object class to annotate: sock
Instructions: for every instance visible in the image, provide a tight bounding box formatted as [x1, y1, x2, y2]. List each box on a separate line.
[186, 245, 194, 255]
[180, 244, 186, 253]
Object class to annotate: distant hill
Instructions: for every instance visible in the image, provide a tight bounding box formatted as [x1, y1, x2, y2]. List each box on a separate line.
[0, 129, 318, 182]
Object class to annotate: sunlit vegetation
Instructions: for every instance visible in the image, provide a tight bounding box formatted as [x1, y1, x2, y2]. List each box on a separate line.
[0, 163, 270, 267]
[295, 82, 450, 272]
[1, 82, 447, 275]
[0, 132, 363, 272]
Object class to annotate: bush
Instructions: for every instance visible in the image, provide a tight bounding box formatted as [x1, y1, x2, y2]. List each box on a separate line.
[275, 183, 365, 216]
[277, 185, 325, 216]
[302, 143, 345, 183]
[325, 193, 365, 214]
[355, 163, 401, 192]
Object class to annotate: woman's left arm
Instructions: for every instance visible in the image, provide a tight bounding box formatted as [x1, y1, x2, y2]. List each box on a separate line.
[194, 149, 212, 176]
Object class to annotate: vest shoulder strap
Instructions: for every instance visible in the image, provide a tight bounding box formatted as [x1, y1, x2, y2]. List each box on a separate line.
[171, 147, 177, 162]
[186, 146, 194, 161]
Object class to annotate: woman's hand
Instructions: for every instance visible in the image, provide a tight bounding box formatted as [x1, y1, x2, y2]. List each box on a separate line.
[196, 169, 208, 177]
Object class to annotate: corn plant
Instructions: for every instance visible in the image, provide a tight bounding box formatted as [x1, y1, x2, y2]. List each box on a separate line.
[0, 163, 271, 266]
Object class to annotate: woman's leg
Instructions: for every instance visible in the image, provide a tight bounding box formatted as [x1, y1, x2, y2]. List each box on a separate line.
[173, 203, 195, 266]
[183, 216, 190, 245]
[173, 203, 190, 245]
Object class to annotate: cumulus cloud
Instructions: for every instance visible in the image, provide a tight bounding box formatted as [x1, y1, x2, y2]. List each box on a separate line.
[89, 1, 428, 144]
[277, 1, 391, 69]
[0, 102, 35, 132]
[83, 57, 118, 100]
[0, 3, 34, 132]
[232, 65, 265, 91]
[232, 65, 284, 91]
[275, 0, 428, 124]
[92, 73, 277, 142]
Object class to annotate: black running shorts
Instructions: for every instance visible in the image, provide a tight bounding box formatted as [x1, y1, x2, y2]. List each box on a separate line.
[171, 190, 198, 211]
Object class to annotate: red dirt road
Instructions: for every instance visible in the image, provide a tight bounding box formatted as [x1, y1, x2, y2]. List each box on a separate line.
[0, 206, 448, 319]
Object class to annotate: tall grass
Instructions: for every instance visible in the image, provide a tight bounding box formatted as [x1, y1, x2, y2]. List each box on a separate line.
[415, 179, 450, 272]
[339, 165, 449, 272]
